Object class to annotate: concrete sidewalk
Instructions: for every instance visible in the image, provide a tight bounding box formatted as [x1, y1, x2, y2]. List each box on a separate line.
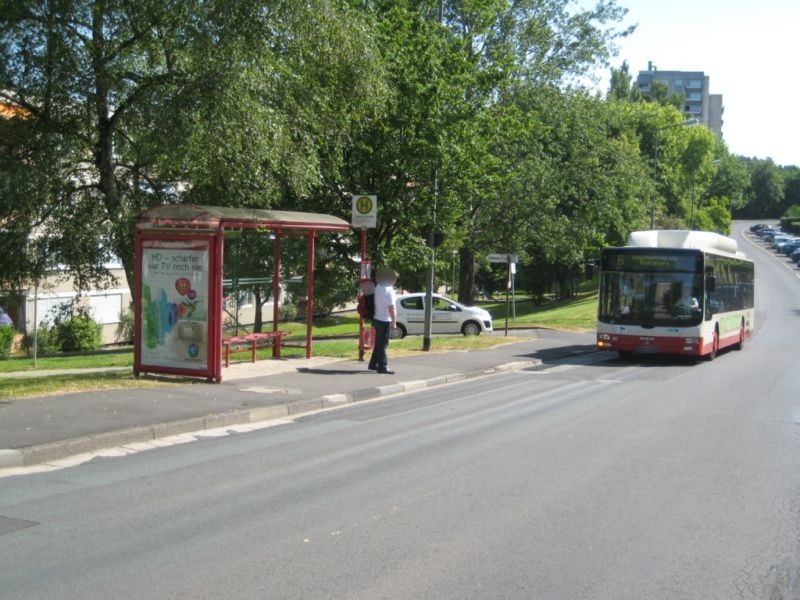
[0, 329, 597, 469]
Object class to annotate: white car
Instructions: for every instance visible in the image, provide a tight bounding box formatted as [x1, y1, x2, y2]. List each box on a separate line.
[392, 293, 493, 338]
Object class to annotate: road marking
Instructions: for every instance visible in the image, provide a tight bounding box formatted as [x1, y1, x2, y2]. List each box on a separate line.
[0, 419, 295, 479]
[527, 364, 579, 374]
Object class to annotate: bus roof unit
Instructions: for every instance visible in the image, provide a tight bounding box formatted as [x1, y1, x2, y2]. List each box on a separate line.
[626, 230, 744, 258]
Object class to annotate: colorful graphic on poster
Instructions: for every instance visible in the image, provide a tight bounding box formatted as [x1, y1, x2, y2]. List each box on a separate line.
[140, 241, 210, 370]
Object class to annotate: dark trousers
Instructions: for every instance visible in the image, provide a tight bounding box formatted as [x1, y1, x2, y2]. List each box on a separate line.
[368, 320, 391, 371]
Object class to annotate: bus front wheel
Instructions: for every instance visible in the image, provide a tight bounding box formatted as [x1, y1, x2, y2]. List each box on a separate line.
[706, 329, 719, 361]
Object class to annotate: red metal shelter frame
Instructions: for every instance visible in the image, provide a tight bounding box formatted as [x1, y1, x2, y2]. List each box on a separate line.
[134, 205, 351, 383]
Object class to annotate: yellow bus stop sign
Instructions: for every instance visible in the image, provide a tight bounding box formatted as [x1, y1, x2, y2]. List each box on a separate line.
[352, 195, 377, 228]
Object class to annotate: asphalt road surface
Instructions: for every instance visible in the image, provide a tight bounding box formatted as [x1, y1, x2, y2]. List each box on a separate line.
[2, 223, 800, 599]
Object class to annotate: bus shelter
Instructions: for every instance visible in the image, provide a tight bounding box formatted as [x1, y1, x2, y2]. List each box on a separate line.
[134, 204, 350, 383]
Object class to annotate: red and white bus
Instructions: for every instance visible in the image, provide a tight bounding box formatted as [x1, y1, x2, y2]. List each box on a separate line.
[596, 230, 754, 359]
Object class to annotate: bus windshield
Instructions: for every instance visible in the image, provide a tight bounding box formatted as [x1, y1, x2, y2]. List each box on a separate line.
[599, 270, 704, 327]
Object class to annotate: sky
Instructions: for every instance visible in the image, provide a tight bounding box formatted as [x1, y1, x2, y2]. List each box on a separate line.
[586, 0, 800, 167]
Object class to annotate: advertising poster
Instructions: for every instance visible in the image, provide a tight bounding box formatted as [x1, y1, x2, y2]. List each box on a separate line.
[140, 240, 210, 370]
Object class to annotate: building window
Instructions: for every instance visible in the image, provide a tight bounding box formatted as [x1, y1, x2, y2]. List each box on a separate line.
[90, 294, 124, 325]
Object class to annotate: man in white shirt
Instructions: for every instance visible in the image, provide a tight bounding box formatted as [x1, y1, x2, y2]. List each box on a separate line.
[368, 267, 398, 374]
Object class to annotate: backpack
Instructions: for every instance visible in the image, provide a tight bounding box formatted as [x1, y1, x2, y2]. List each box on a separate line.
[358, 292, 375, 321]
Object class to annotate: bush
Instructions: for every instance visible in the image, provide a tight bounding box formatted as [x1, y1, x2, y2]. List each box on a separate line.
[116, 305, 134, 343]
[278, 302, 297, 322]
[24, 322, 60, 356]
[0, 325, 14, 359]
[56, 313, 102, 352]
[26, 300, 103, 354]
[779, 206, 800, 234]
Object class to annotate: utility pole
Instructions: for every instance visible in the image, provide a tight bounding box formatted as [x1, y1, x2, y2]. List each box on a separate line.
[423, 171, 437, 351]
[424, 0, 443, 352]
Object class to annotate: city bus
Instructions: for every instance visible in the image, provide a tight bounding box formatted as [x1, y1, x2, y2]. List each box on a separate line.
[596, 230, 754, 360]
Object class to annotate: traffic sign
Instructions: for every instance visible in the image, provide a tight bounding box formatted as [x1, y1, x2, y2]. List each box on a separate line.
[352, 194, 377, 229]
[487, 253, 518, 264]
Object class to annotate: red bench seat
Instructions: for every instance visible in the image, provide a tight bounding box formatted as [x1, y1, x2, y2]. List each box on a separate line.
[221, 331, 290, 367]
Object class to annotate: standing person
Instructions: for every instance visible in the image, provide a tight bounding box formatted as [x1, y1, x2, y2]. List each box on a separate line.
[368, 266, 398, 374]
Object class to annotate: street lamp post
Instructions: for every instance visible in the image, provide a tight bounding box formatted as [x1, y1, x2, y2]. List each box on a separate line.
[451, 250, 457, 296]
[652, 118, 699, 229]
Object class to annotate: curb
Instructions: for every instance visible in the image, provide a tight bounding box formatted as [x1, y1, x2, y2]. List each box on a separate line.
[0, 358, 544, 470]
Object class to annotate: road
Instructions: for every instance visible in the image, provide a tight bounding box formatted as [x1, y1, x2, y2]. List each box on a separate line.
[2, 223, 800, 599]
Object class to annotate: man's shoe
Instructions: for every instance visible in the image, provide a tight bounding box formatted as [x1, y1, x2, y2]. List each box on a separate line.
[377, 368, 395, 374]
[367, 365, 377, 371]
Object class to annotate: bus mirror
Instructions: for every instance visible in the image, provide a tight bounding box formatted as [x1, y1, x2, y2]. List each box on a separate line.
[706, 275, 716, 292]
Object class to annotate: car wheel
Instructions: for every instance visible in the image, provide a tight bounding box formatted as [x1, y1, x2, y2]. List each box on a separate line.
[391, 323, 407, 339]
[461, 320, 481, 336]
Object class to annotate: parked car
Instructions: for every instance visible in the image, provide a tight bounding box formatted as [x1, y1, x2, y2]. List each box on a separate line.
[779, 240, 800, 255]
[772, 236, 795, 250]
[764, 231, 787, 243]
[750, 223, 770, 232]
[392, 293, 493, 339]
[773, 236, 797, 249]
[792, 247, 800, 263]
[759, 228, 779, 239]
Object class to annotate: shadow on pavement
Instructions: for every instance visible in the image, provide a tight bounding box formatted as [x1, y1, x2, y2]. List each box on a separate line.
[297, 367, 374, 376]
[512, 344, 599, 364]
[512, 344, 720, 368]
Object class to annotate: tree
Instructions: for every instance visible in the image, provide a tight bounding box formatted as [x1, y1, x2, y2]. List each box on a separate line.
[781, 167, 800, 213]
[744, 158, 785, 218]
[608, 61, 638, 101]
[433, 0, 633, 303]
[708, 154, 750, 214]
[1, 0, 385, 294]
[510, 91, 651, 297]
[693, 197, 732, 234]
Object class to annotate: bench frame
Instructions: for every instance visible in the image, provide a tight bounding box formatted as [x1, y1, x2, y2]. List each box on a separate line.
[221, 331, 290, 367]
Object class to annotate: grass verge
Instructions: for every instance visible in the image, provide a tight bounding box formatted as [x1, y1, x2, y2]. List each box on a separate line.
[0, 371, 170, 401]
[482, 290, 597, 332]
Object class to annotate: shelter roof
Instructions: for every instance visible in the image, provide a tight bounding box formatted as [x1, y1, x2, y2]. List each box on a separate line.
[136, 204, 350, 232]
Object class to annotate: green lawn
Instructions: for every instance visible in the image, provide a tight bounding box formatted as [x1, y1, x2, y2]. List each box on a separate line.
[0, 371, 173, 400]
[482, 290, 598, 332]
[0, 349, 134, 373]
[227, 313, 362, 340]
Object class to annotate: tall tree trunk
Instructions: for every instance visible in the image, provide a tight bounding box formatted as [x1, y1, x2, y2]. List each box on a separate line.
[92, 2, 136, 291]
[457, 246, 475, 305]
[556, 268, 572, 299]
[253, 288, 264, 333]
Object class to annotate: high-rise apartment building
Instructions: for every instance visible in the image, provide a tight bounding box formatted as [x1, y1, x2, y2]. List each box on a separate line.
[636, 62, 723, 137]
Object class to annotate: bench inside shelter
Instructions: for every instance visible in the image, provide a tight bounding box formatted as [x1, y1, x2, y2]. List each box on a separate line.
[221, 331, 290, 367]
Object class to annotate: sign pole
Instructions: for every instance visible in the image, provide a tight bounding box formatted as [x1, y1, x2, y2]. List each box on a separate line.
[359, 228, 367, 361]
[352, 195, 377, 361]
[505, 256, 510, 337]
[511, 262, 516, 323]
